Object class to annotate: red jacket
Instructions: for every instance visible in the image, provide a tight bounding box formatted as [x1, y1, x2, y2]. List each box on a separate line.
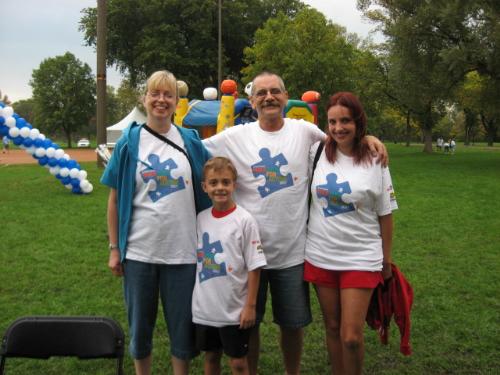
[366, 263, 413, 355]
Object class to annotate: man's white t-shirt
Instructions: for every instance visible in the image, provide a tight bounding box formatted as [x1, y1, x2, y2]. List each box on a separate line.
[126, 126, 197, 264]
[203, 119, 325, 269]
[192, 206, 267, 327]
[305, 146, 398, 271]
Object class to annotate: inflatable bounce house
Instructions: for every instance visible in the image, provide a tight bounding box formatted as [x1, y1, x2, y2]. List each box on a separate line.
[173, 79, 320, 139]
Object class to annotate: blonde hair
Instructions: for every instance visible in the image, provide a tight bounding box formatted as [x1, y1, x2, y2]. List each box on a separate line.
[203, 157, 238, 181]
[145, 70, 178, 99]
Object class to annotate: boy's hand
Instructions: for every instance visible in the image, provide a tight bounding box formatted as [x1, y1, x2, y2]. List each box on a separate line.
[239, 305, 256, 329]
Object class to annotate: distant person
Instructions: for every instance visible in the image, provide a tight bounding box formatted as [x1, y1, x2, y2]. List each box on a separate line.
[450, 138, 456, 154]
[192, 157, 266, 375]
[2, 136, 9, 154]
[436, 137, 443, 151]
[305, 92, 398, 375]
[101, 70, 211, 375]
[444, 140, 450, 153]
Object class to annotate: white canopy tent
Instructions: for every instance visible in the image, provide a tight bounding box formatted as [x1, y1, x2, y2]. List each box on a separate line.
[106, 107, 147, 147]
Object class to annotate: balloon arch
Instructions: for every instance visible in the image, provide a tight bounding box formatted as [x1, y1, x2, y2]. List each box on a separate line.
[0, 102, 93, 194]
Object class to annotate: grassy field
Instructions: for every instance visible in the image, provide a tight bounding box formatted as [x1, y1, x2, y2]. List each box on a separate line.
[0, 143, 499, 374]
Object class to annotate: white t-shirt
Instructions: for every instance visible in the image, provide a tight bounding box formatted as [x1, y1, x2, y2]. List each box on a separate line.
[126, 126, 197, 264]
[192, 206, 267, 327]
[305, 145, 398, 271]
[203, 119, 325, 269]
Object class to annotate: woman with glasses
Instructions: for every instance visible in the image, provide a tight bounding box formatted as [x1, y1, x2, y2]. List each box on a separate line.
[101, 70, 211, 375]
[304, 92, 398, 375]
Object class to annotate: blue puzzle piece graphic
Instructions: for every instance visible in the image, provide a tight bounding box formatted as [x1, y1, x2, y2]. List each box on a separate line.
[140, 154, 185, 202]
[316, 173, 355, 217]
[251, 148, 294, 198]
[197, 232, 227, 283]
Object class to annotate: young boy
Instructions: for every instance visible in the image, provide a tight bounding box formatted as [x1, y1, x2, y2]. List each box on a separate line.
[192, 157, 266, 375]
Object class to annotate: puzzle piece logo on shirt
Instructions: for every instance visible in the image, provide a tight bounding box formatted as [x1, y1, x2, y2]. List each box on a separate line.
[140, 154, 185, 202]
[251, 148, 294, 198]
[197, 232, 227, 283]
[316, 173, 355, 217]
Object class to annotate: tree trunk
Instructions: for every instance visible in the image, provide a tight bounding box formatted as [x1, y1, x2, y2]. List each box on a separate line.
[481, 113, 497, 147]
[66, 131, 72, 149]
[405, 110, 411, 147]
[422, 127, 433, 153]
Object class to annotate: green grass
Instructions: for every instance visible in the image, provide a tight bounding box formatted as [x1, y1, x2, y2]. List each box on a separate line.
[0, 144, 499, 374]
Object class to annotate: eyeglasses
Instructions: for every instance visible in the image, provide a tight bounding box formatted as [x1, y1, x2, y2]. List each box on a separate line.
[147, 91, 175, 100]
[253, 88, 284, 98]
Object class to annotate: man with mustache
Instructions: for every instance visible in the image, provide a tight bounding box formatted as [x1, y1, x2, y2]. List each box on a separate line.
[203, 72, 386, 374]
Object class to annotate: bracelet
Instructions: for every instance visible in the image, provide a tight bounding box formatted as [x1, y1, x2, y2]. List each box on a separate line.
[108, 243, 119, 250]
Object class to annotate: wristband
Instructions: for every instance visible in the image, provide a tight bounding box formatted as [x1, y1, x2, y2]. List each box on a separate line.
[108, 243, 119, 251]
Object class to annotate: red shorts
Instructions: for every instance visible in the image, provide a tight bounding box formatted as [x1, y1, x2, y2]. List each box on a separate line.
[304, 261, 383, 289]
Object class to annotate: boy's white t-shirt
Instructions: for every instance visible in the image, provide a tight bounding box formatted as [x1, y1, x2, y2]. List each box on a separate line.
[192, 206, 267, 327]
[305, 146, 398, 271]
[126, 126, 197, 264]
[203, 119, 325, 269]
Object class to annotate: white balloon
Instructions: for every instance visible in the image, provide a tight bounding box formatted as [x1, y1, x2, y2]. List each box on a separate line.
[82, 183, 93, 194]
[46, 147, 56, 158]
[78, 170, 88, 180]
[5, 117, 16, 128]
[59, 168, 70, 177]
[65, 184, 73, 190]
[80, 179, 90, 190]
[244, 82, 253, 97]
[49, 166, 61, 175]
[203, 87, 218, 100]
[2, 106, 14, 117]
[35, 147, 46, 158]
[69, 168, 80, 178]
[63, 153, 70, 160]
[26, 146, 36, 155]
[39, 133, 46, 140]
[9, 127, 20, 138]
[29, 128, 40, 139]
[19, 127, 31, 138]
[54, 149, 65, 159]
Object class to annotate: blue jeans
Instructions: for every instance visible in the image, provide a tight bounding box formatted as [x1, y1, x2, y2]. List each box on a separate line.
[123, 260, 198, 360]
[256, 263, 312, 328]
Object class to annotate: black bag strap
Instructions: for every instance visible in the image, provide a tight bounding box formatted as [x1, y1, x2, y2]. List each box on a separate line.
[143, 124, 189, 160]
[308, 141, 325, 212]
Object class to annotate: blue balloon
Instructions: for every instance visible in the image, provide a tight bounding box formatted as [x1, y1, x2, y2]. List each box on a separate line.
[71, 178, 81, 188]
[43, 139, 52, 149]
[26, 123, 33, 129]
[23, 138, 33, 147]
[48, 157, 58, 167]
[34, 139, 43, 148]
[67, 160, 77, 169]
[0, 103, 4, 108]
[54, 144, 60, 149]
[72, 186, 82, 194]
[55, 173, 63, 180]
[58, 158, 68, 168]
[16, 118, 27, 128]
[38, 156, 49, 166]
[13, 136, 23, 146]
[61, 176, 71, 185]
[0, 116, 4, 125]
[13, 113, 19, 119]
[0, 125, 8, 136]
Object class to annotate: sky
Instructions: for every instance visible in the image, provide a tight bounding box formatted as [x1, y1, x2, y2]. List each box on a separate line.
[0, 0, 380, 103]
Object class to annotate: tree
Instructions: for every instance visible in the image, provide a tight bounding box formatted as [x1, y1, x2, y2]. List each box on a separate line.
[79, 0, 305, 97]
[30, 52, 95, 148]
[242, 8, 364, 127]
[13, 98, 36, 125]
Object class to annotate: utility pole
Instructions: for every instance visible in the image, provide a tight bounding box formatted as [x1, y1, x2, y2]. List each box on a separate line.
[96, 0, 107, 167]
[218, 0, 222, 98]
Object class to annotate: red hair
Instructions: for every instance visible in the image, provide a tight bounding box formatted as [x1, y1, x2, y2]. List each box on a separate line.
[324, 92, 371, 165]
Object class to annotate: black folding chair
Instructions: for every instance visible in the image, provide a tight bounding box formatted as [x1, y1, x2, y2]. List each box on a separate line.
[0, 316, 124, 375]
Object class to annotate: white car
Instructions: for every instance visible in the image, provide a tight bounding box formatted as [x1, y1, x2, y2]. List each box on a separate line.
[77, 138, 90, 148]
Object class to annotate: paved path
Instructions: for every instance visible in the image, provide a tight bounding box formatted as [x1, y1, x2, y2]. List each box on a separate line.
[0, 149, 98, 165]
